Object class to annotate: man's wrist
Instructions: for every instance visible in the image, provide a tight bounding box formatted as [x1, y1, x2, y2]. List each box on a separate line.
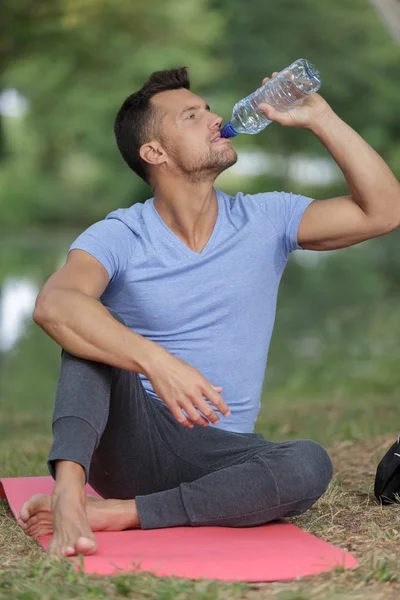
[136, 339, 168, 379]
[307, 103, 339, 135]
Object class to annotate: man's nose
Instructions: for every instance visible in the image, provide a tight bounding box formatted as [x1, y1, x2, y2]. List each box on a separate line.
[210, 113, 223, 130]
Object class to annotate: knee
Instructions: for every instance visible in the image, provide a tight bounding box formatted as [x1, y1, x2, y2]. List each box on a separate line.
[299, 439, 333, 497]
[276, 439, 333, 505]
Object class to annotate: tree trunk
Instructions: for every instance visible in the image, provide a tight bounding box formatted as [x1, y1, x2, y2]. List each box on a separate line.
[369, 0, 400, 44]
[0, 112, 4, 161]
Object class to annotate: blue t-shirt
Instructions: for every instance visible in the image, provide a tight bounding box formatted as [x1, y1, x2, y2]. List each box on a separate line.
[69, 188, 313, 433]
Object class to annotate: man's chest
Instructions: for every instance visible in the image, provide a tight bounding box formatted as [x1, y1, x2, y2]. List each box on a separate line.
[107, 234, 283, 335]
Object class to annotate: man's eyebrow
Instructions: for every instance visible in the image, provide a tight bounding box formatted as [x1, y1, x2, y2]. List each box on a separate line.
[180, 104, 211, 116]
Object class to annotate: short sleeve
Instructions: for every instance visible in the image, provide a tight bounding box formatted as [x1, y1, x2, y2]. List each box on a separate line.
[68, 218, 133, 282]
[251, 191, 314, 259]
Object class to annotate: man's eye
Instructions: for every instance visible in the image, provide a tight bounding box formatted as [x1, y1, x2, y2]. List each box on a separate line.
[187, 114, 196, 119]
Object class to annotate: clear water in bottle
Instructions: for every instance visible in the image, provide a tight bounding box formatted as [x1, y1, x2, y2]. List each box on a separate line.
[221, 58, 321, 138]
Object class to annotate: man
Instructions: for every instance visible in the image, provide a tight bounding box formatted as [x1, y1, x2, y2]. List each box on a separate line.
[19, 67, 400, 557]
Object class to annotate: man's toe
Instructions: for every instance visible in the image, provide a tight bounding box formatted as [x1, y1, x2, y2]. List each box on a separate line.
[75, 536, 97, 555]
[20, 494, 51, 522]
[61, 545, 76, 556]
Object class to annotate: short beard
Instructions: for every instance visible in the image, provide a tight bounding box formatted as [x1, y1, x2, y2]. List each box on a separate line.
[169, 144, 238, 183]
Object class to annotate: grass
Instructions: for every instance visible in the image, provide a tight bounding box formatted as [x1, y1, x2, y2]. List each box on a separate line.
[2, 391, 400, 599]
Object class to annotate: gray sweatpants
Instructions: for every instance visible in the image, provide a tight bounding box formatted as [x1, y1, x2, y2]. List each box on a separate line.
[47, 308, 333, 530]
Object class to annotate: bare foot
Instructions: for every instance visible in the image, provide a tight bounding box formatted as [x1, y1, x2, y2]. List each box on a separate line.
[19, 490, 140, 557]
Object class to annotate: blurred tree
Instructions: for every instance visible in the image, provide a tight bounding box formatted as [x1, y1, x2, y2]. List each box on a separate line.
[0, 0, 225, 226]
[1, 0, 399, 228]
[1, 0, 400, 432]
[369, 0, 400, 44]
[211, 0, 400, 165]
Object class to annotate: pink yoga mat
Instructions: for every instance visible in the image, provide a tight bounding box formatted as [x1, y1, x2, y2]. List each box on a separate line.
[0, 476, 358, 582]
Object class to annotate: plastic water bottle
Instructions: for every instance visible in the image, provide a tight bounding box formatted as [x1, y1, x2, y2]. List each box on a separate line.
[220, 58, 321, 138]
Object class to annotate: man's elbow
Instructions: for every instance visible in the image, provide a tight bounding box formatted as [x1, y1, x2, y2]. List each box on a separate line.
[380, 213, 400, 235]
[368, 207, 400, 237]
[32, 292, 56, 326]
[382, 192, 400, 233]
[33, 303, 47, 327]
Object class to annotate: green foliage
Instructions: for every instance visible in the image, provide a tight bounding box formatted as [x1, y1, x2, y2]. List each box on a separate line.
[266, 235, 400, 396]
[212, 0, 400, 160]
[0, 0, 225, 226]
[1, 0, 400, 446]
[1, 0, 399, 227]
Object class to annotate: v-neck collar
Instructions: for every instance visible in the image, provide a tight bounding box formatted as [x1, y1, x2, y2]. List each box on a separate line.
[148, 189, 222, 258]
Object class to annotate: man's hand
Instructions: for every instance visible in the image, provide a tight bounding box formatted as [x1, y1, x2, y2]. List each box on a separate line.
[257, 72, 332, 130]
[146, 350, 231, 428]
[256, 74, 400, 250]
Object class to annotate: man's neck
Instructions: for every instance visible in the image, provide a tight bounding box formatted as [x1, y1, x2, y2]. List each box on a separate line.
[153, 180, 218, 254]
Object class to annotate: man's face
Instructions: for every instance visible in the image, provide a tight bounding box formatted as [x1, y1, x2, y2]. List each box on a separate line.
[150, 88, 237, 181]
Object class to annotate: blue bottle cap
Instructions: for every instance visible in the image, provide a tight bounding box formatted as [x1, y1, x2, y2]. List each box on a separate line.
[220, 122, 238, 138]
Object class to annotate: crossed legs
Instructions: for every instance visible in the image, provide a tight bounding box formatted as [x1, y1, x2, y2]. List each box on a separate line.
[19, 310, 333, 556]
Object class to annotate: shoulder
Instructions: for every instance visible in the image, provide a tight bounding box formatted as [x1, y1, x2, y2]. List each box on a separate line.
[70, 202, 149, 255]
[219, 189, 312, 219]
[217, 188, 283, 209]
[105, 200, 147, 235]
[216, 188, 284, 222]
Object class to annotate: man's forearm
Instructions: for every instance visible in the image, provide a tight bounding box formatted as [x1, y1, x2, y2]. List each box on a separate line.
[34, 289, 166, 376]
[309, 109, 400, 221]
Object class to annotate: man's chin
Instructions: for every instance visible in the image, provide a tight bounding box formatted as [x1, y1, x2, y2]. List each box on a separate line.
[183, 148, 238, 180]
[216, 151, 238, 174]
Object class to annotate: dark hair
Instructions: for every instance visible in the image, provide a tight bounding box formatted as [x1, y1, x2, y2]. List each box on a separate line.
[114, 67, 190, 185]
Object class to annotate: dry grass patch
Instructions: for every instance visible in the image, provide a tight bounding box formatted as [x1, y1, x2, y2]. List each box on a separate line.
[259, 434, 400, 598]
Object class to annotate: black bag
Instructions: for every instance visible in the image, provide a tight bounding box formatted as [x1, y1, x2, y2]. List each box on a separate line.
[374, 436, 400, 504]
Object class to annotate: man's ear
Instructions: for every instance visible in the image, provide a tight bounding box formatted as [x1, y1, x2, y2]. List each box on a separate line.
[139, 141, 166, 167]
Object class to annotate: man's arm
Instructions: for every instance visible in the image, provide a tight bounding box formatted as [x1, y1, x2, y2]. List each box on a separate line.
[34, 249, 230, 428]
[298, 110, 400, 250]
[258, 75, 400, 251]
[33, 249, 163, 375]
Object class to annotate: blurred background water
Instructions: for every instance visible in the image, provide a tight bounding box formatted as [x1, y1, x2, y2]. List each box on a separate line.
[1, 0, 400, 445]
